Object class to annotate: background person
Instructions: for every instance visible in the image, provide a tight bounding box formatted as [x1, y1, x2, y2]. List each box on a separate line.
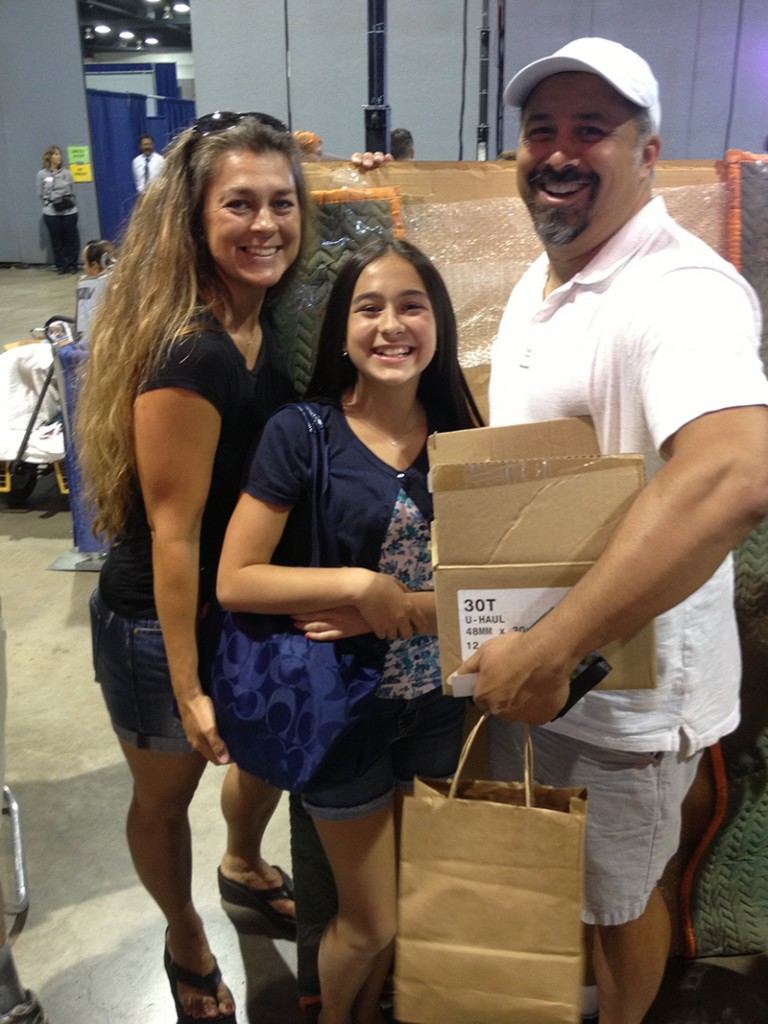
[80, 239, 116, 278]
[36, 144, 80, 274]
[76, 239, 117, 342]
[293, 130, 324, 161]
[216, 238, 482, 1024]
[292, 130, 348, 162]
[132, 134, 165, 193]
[389, 128, 414, 161]
[459, 37, 768, 1024]
[78, 113, 313, 1024]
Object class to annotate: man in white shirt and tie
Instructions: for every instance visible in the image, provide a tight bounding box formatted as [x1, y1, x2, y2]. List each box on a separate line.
[132, 134, 165, 194]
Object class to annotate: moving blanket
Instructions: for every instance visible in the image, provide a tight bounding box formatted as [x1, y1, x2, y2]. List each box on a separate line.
[686, 151, 768, 956]
[271, 187, 403, 394]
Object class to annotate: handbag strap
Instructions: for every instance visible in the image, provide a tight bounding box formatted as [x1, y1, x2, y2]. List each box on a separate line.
[292, 402, 341, 568]
[448, 715, 534, 808]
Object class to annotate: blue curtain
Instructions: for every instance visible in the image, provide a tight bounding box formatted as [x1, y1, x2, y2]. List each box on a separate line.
[86, 88, 148, 243]
[147, 114, 171, 150]
[86, 62, 153, 74]
[155, 63, 179, 99]
[157, 96, 196, 141]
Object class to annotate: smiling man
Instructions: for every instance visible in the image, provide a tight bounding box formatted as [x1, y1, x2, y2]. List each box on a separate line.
[462, 38, 768, 1024]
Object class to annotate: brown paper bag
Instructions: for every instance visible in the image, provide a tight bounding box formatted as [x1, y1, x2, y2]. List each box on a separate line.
[395, 718, 587, 1024]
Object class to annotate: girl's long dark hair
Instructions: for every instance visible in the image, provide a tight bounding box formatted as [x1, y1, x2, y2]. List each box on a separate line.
[306, 238, 483, 430]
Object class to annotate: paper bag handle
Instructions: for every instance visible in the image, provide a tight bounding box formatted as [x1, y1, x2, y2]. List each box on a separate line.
[449, 715, 534, 808]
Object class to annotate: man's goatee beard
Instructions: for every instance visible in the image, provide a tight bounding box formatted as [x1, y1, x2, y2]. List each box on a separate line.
[523, 167, 597, 247]
[527, 203, 589, 247]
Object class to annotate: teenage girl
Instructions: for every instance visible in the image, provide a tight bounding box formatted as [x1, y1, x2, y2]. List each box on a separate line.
[216, 238, 483, 1024]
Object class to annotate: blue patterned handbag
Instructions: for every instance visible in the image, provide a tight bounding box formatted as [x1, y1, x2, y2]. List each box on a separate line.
[202, 404, 386, 793]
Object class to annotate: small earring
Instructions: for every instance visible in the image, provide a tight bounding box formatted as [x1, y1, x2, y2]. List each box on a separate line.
[342, 350, 349, 358]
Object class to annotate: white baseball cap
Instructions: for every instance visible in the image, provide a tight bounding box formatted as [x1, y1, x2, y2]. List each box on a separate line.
[503, 37, 661, 133]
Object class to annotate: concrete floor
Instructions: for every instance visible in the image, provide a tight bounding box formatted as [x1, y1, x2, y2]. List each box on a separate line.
[1, 265, 766, 1023]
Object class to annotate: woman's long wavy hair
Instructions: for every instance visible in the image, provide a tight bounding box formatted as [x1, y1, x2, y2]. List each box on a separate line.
[306, 238, 484, 431]
[78, 117, 313, 540]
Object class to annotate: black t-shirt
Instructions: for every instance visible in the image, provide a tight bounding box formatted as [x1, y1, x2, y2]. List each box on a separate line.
[99, 318, 296, 618]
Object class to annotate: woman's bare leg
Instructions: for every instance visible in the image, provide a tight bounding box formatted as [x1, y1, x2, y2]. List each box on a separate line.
[219, 765, 295, 919]
[120, 741, 234, 1018]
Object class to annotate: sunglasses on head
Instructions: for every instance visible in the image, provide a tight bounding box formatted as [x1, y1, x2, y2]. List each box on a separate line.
[192, 111, 289, 137]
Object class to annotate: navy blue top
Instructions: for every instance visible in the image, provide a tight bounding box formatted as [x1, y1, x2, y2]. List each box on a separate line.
[244, 400, 435, 571]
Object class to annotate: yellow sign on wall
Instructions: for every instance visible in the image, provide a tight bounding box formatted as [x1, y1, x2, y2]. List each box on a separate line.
[68, 146, 93, 182]
[71, 164, 93, 182]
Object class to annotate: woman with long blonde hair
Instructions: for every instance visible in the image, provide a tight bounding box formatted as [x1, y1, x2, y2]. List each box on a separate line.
[78, 113, 313, 1024]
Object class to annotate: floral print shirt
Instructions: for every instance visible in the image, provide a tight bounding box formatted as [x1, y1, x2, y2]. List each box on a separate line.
[376, 488, 441, 700]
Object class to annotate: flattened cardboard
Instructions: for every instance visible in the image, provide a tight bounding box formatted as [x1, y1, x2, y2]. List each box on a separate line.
[429, 419, 656, 692]
[431, 455, 644, 566]
[428, 416, 598, 466]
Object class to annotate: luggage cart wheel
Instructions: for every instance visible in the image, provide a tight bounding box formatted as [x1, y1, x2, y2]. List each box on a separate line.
[6, 464, 37, 506]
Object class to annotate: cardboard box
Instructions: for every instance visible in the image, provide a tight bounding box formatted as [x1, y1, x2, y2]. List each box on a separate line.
[428, 418, 656, 693]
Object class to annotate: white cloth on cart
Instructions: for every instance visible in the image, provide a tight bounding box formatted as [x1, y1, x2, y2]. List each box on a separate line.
[0, 343, 64, 463]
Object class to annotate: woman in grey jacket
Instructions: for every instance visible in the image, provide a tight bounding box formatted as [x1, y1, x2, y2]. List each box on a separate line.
[36, 144, 80, 274]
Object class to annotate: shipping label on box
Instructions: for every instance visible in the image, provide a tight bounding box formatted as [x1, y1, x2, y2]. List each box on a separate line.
[458, 587, 568, 660]
[435, 566, 656, 693]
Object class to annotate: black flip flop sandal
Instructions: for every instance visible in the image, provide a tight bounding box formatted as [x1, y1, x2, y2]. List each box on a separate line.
[163, 938, 236, 1024]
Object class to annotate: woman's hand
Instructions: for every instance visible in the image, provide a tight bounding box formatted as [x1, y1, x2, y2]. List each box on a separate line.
[177, 687, 232, 765]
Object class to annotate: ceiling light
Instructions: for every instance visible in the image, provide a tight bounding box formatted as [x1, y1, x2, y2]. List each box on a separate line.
[173, 3, 191, 12]
[83, 25, 95, 40]
[145, 35, 159, 45]
[145, 0, 162, 4]
[94, 23, 111, 34]
[119, 29, 135, 39]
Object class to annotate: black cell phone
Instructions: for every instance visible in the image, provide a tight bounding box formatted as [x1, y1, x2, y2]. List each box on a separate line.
[551, 653, 611, 720]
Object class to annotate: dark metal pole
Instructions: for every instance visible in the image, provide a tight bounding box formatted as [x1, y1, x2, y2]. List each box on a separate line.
[364, 0, 390, 153]
[477, 0, 490, 160]
[283, 0, 292, 130]
[495, 0, 506, 156]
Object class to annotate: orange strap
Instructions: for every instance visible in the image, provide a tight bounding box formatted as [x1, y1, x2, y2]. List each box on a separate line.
[310, 186, 405, 238]
[678, 742, 729, 957]
[722, 148, 768, 273]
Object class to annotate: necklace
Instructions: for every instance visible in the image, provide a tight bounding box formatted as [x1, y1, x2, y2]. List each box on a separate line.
[344, 407, 426, 447]
[234, 325, 261, 361]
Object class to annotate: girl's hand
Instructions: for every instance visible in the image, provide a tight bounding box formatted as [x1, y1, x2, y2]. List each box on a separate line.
[353, 570, 428, 640]
[291, 605, 371, 640]
[177, 688, 232, 765]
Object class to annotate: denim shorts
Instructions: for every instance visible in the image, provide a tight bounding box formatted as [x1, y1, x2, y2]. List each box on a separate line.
[302, 686, 467, 822]
[89, 588, 192, 754]
[488, 720, 703, 926]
